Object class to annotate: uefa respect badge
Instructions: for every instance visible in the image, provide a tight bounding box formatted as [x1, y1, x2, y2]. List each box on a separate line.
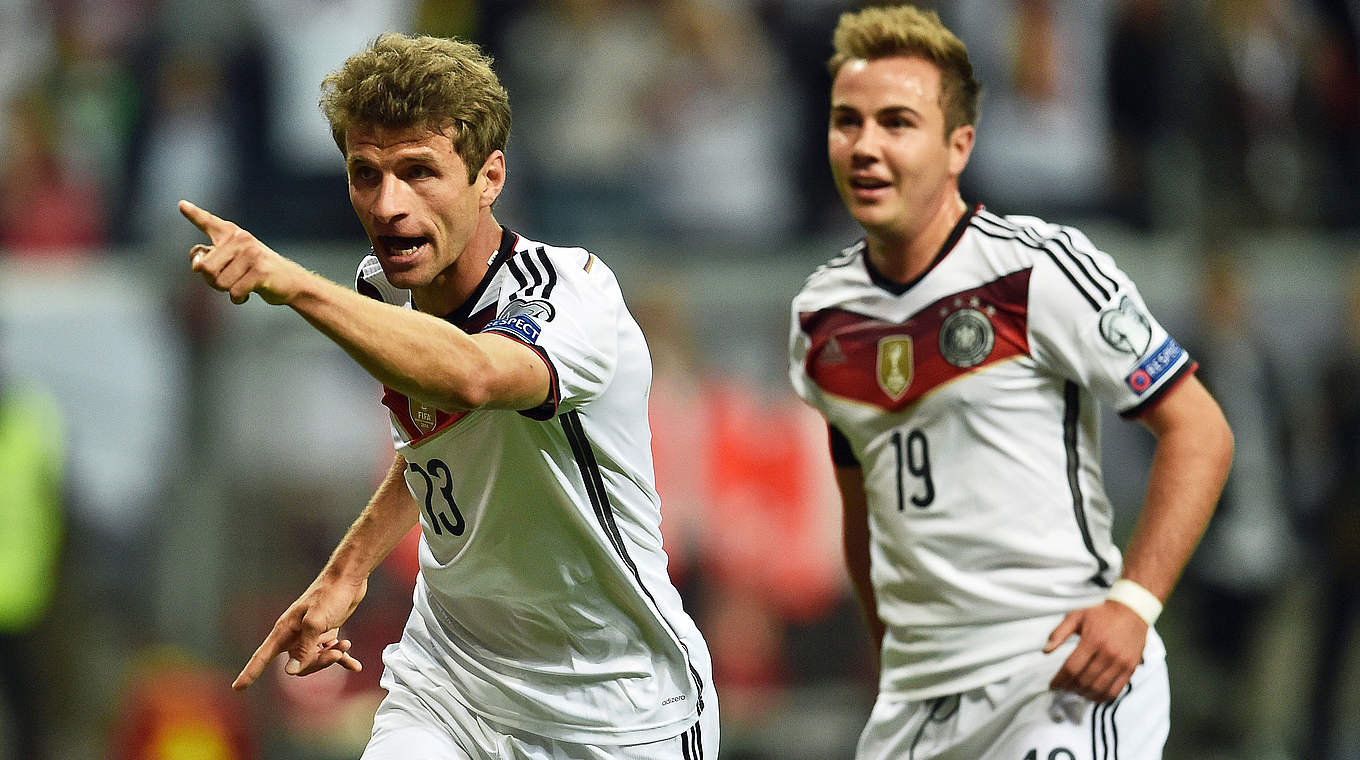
[484, 314, 542, 344]
[1125, 336, 1184, 394]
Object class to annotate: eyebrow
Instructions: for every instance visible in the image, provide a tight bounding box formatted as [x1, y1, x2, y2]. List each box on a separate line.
[830, 104, 924, 119]
[346, 148, 441, 171]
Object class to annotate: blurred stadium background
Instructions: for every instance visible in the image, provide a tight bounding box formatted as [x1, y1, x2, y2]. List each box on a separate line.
[1, 0, 1358, 758]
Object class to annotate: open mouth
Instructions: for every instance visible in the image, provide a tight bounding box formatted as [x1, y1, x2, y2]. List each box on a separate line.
[378, 235, 429, 257]
[850, 176, 892, 191]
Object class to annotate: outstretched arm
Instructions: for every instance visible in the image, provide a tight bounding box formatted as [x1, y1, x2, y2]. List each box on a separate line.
[233, 454, 418, 690]
[178, 200, 548, 413]
[1046, 375, 1233, 701]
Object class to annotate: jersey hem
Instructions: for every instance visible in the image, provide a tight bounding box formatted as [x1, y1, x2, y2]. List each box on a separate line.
[382, 639, 703, 747]
[875, 612, 1100, 700]
[477, 703, 702, 748]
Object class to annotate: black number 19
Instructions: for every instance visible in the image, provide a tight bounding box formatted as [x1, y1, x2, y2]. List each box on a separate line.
[891, 429, 934, 510]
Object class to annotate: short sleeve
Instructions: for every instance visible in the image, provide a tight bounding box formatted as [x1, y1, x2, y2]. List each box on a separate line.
[828, 424, 859, 466]
[1026, 225, 1195, 417]
[481, 246, 618, 418]
[788, 298, 818, 407]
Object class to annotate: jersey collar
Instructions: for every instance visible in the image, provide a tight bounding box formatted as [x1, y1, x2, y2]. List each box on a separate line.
[439, 226, 521, 325]
[863, 203, 978, 296]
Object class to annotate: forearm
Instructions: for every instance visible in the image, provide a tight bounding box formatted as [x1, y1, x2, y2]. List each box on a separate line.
[179, 201, 540, 410]
[844, 530, 884, 649]
[319, 454, 419, 585]
[836, 466, 884, 650]
[286, 273, 520, 410]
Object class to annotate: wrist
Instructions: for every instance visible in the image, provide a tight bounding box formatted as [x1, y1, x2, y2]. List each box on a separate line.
[320, 552, 376, 588]
[1106, 578, 1162, 626]
[273, 261, 319, 306]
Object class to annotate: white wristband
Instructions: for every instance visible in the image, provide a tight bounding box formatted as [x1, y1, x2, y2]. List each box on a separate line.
[1107, 579, 1162, 626]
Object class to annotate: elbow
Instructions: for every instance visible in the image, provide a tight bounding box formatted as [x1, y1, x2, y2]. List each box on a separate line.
[1195, 405, 1235, 489]
[434, 375, 496, 411]
[424, 356, 498, 412]
[1217, 415, 1236, 476]
[447, 383, 494, 411]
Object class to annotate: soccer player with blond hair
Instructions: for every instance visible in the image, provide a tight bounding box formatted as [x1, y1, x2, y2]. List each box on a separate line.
[789, 6, 1233, 758]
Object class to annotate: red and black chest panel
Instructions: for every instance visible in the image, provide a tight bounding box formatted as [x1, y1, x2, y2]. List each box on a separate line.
[800, 268, 1032, 412]
[381, 304, 498, 444]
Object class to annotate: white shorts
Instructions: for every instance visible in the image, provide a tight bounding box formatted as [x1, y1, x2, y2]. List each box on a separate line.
[856, 631, 1169, 760]
[361, 673, 719, 760]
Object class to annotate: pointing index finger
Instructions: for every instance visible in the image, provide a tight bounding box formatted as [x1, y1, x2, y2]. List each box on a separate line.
[231, 625, 291, 690]
[178, 199, 231, 240]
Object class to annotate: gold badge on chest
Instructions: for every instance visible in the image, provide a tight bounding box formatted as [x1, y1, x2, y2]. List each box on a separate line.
[876, 335, 914, 401]
[410, 399, 438, 434]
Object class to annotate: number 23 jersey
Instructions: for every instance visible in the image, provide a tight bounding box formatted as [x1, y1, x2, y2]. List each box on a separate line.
[788, 206, 1195, 699]
[357, 228, 710, 745]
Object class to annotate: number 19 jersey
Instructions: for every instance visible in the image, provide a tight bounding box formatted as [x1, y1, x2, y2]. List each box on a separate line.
[358, 228, 711, 745]
[788, 207, 1195, 700]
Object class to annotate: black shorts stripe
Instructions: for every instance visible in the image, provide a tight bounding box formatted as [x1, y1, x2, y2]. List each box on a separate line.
[559, 411, 707, 715]
[971, 214, 1105, 311]
[1090, 680, 1132, 759]
[680, 722, 703, 759]
[1063, 381, 1111, 586]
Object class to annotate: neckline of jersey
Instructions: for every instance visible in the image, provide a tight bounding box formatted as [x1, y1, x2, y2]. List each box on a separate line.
[862, 203, 980, 296]
[438, 226, 521, 325]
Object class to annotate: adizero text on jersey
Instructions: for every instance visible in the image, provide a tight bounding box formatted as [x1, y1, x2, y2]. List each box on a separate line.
[788, 207, 1196, 700]
[357, 229, 711, 744]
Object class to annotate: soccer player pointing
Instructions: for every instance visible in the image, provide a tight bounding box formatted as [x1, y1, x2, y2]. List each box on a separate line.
[789, 6, 1232, 759]
[184, 34, 716, 759]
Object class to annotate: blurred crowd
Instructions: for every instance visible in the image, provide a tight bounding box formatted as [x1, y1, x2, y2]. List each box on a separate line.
[2, 0, 1358, 257]
[1, 0, 1359, 759]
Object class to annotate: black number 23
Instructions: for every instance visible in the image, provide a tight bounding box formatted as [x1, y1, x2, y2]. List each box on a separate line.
[408, 458, 465, 536]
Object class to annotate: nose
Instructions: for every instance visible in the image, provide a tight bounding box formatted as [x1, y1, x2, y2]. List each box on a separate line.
[369, 173, 408, 224]
[851, 122, 882, 164]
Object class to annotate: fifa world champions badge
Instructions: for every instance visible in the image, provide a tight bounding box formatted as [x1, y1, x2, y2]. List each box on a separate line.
[877, 335, 914, 401]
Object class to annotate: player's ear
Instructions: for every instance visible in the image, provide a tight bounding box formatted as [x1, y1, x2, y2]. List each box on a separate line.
[479, 150, 506, 207]
[947, 124, 975, 177]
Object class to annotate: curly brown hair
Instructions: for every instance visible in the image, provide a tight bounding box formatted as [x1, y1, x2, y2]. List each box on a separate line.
[320, 33, 511, 182]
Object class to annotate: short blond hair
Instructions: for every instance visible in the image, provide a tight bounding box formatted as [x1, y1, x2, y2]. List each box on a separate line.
[320, 33, 511, 182]
[828, 4, 981, 135]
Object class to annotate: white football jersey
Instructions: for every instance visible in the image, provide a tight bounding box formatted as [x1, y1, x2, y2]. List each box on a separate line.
[789, 207, 1196, 700]
[357, 229, 711, 744]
